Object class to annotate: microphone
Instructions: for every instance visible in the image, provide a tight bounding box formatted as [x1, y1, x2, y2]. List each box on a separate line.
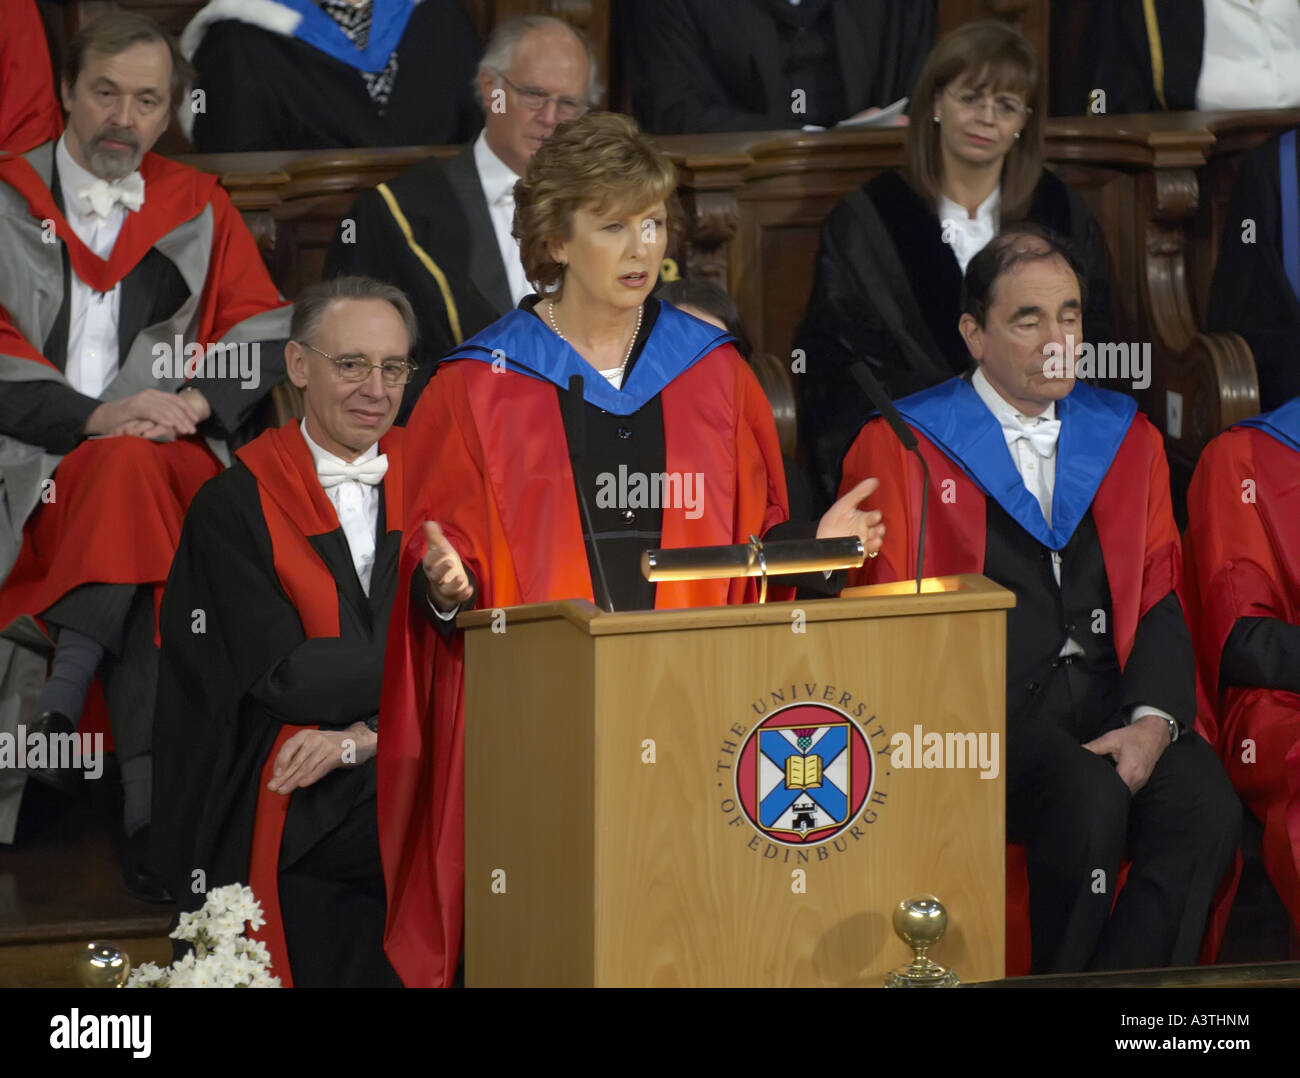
[563, 375, 616, 613]
[848, 356, 917, 452]
[848, 359, 929, 596]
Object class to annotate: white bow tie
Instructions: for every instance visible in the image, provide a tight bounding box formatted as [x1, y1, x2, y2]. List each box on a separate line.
[75, 173, 145, 218]
[316, 454, 388, 489]
[1000, 413, 1061, 458]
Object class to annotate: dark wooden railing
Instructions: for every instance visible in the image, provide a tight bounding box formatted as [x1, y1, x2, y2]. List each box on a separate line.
[178, 110, 1300, 490]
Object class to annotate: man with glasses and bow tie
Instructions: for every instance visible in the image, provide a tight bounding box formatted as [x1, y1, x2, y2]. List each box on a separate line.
[152, 278, 419, 987]
[326, 14, 598, 421]
[0, 12, 289, 887]
[837, 226, 1240, 973]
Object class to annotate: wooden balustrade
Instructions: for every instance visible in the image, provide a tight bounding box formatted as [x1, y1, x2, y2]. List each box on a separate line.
[179, 110, 1300, 491]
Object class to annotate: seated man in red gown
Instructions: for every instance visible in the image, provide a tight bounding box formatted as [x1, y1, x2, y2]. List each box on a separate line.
[1184, 395, 1300, 943]
[839, 226, 1240, 972]
[0, 12, 290, 887]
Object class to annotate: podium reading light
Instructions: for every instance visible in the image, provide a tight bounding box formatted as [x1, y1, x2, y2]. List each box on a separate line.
[641, 536, 865, 603]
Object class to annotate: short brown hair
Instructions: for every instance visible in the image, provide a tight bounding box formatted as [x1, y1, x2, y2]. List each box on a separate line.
[64, 11, 195, 109]
[513, 112, 680, 293]
[292, 276, 419, 350]
[905, 20, 1044, 220]
[961, 224, 1087, 327]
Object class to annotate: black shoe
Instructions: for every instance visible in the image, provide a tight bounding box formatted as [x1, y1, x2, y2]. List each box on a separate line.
[121, 825, 173, 904]
[24, 711, 83, 797]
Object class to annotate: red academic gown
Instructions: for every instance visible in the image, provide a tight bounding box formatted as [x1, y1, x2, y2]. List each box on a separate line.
[0, 2, 61, 155]
[840, 386, 1237, 973]
[379, 311, 790, 987]
[239, 423, 405, 985]
[1184, 410, 1300, 930]
[0, 146, 287, 655]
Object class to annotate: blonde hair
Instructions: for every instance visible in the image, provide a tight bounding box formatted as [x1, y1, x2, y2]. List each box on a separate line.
[513, 112, 680, 293]
[905, 20, 1044, 220]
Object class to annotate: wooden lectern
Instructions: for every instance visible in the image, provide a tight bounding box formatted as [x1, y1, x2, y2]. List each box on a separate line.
[458, 574, 1014, 987]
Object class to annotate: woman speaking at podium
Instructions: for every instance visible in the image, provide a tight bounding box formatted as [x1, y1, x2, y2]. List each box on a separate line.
[377, 111, 885, 986]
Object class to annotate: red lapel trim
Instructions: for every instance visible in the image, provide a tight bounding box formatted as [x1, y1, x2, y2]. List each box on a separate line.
[236, 420, 404, 986]
[904, 421, 1167, 668]
[659, 349, 746, 608]
[0, 149, 216, 293]
[460, 363, 594, 604]
[247, 726, 300, 987]
[1091, 419, 1177, 667]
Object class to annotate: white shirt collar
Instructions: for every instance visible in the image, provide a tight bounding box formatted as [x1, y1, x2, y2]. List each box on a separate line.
[300, 419, 379, 479]
[56, 135, 102, 216]
[938, 186, 1000, 226]
[971, 367, 1057, 426]
[56, 134, 144, 218]
[473, 129, 522, 205]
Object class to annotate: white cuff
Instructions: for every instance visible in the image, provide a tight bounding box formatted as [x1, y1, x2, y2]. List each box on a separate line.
[1129, 705, 1178, 741]
[427, 589, 460, 621]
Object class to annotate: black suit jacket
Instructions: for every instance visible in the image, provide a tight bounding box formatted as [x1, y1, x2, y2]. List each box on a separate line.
[325, 143, 507, 422]
[627, 0, 934, 134]
[984, 495, 1196, 737]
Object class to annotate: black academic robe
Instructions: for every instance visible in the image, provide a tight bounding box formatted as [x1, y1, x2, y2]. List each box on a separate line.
[1206, 130, 1300, 414]
[795, 167, 1116, 507]
[1075, 0, 1205, 115]
[626, 0, 934, 134]
[151, 422, 403, 987]
[188, 0, 481, 152]
[325, 146, 506, 422]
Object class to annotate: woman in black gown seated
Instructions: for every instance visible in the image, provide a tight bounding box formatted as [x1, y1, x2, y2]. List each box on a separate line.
[795, 19, 1115, 505]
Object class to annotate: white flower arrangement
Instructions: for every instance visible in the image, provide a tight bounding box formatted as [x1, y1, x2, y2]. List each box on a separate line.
[126, 883, 281, 988]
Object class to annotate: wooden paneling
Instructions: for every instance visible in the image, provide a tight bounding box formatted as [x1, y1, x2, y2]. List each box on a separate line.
[0, 781, 176, 987]
[937, 0, 1050, 77]
[178, 109, 1300, 484]
[0, 936, 172, 988]
[463, 611, 596, 985]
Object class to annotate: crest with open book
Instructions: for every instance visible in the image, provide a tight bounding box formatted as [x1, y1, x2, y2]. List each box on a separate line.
[736, 703, 874, 845]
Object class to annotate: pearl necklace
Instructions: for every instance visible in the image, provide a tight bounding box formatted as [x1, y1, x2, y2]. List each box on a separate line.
[549, 300, 644, 385]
